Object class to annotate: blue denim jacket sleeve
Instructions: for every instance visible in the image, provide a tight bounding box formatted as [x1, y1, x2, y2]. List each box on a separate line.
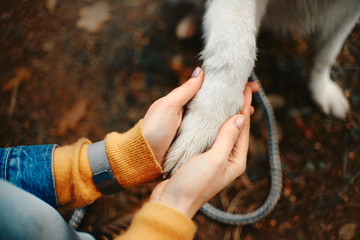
[0, 145, 59, 208]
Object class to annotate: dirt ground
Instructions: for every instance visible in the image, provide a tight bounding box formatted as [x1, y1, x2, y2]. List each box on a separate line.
[1, 1, 359, 239]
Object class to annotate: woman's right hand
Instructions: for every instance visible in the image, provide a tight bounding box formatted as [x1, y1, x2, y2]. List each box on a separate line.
[150, 83, 257, 218]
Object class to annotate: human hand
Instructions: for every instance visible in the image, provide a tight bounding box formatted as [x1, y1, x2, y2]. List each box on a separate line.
[149, 83, 258, 218]
[143, 67, 204, 166]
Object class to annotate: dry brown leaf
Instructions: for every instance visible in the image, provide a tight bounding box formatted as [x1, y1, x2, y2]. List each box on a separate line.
[227, 190, 248, 213]
[293, 33, 308, 54]
[76, 1, 110, 33]
[46, 0, 58, 14]
[4, 67, 31, 115]
[56, 99, 88, 136]
[3, 67, 30, 91]
[176, 14, 200, 39]
[339, 223, 357, 240]
[233, 227, 242, 240]
[170, 55, 184, 72]
[267, 93, 286, 109]
[220, 189, 229, 209]
[240, 173, 253, 189]
[170, 55, 193, 85]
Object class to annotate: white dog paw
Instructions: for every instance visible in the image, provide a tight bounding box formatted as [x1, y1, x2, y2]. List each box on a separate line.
[163, 85, 244, 174]
[163, 110, 220, 174]
[311, 79, 350, 119]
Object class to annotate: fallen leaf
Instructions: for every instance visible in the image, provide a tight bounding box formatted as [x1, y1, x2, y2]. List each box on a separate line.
[269, 219, 277, 227]
[169, 54, 193, 84]
[219, 189, 229, 209]
[56, 99, 88, 136]
[283, 187, 291, 197]
[306, 161, 316, 172]
[46, 0, 58, 14]
[3, 67, 31, 115]
[267, 93, 286, 109]
[76, 1, 110, 33]
[244, 234, 254, 240]
[248, 135, 267, 159]
[293, 33, 308, 55]
[3, 67, 30, 91]
[170, 54, 184, 72]
[339, 223, 357, 240]
[176, 14, 200, 39]
[295, 115, 312, 139]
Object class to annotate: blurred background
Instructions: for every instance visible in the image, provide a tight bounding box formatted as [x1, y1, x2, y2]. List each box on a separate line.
[0, 0, 359, 239]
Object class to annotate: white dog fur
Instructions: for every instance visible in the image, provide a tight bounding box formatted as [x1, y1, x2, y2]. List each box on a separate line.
[164, 0, 360, 173]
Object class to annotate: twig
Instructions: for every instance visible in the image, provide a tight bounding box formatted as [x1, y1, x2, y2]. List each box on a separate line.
[223, 227, 232, 240]
[4, 67, 30, 115]
[233, 226, 242, 240]
[227, 190, 248, 214]
[342, 149, 349, 180]
[220, 189, 229, 210]
[342, 170, 360, 193]
[8, 78, 20, 115]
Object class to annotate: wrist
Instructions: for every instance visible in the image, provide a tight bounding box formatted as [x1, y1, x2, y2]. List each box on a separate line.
[87, 140, 123, 195]
[150, 188, 200, 219]
[105, 120, 162, 188]
[151, 199, 197, 219]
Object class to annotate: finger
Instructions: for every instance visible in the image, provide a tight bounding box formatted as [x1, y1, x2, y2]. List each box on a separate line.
[164, 67, 204, 107]
[210, 114, 245, 160]
[232, 88, 252, 161]
[233, 86, 252, 151]
[245, 82, 260, 93]
[250, 106, 255, 115]
[211, 87, 252, 160]
[232, 112, 250, 159]
[241, 86, 253, 115]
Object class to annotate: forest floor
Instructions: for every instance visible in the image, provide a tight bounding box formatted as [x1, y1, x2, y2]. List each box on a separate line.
[1, 1, 359, 239]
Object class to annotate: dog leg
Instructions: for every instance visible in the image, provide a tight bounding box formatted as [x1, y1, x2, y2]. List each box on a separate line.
[309, 6, 360, 119]
[164, 0, 268, 174]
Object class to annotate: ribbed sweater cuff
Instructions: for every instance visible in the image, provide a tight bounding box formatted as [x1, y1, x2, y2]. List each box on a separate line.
[105, 120, 162, 188]
[118, 202, 197, 240]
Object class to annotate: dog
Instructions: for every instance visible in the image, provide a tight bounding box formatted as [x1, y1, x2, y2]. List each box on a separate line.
[163, 0, 360, 173]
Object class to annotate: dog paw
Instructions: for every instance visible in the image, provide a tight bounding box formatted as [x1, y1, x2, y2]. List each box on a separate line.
[311, 79, 350, 119]
[163, 78, 244, 174]
[163, 108, 221, 174]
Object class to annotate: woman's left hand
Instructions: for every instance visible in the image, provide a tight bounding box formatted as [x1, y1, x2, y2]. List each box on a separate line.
[142, 67, 204, 166]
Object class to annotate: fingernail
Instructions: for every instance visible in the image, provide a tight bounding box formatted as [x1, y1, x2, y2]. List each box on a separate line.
[191, 67, 201, 78]
[235, 115, 245, 129]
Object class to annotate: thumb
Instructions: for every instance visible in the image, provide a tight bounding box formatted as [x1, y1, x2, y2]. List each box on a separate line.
[210, 115, 246, 159]
[164, 67, 204, 107]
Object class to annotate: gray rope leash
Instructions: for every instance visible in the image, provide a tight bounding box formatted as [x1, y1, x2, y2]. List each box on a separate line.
[69, 207, 86, 229]
[199, 72, 283, 225]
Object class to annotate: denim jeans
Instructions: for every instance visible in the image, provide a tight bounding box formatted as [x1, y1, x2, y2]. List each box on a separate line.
[0, 145, 59, 207]
[0, 145, 95, 239]
[0, 180, 95, 240]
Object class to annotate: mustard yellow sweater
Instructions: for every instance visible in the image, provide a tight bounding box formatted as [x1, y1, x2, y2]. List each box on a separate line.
[54, 120, 196, 240]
